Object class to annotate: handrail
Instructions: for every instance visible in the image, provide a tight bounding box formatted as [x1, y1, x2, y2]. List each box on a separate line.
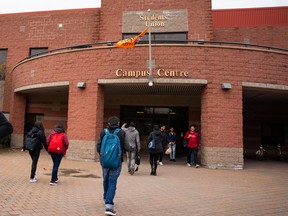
[17, 40, 288, 64]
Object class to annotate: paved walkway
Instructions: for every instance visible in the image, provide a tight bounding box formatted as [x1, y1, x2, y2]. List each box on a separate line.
[0, 148, 288, 216]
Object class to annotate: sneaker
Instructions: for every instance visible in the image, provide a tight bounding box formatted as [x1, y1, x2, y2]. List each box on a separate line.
[29, 177, 37, 183]
[50, 181, 57, 186]
[187, 163, 191, 167]
[159, 162, 163, 165]
[195, 164, 200, 168]
[55, 179, 59, 183]
[105, 209, 116, 216]
[129, 169, 134, 175]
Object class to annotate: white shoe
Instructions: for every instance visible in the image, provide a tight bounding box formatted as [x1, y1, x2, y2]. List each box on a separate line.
[29, 177, 37, 183]
[187, 163, 191, 167]
[159, 162, 163, 165]
[195, 164, 200, 168]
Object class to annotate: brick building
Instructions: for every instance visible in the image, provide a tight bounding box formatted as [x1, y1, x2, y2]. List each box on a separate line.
[0, 0, 287, 169]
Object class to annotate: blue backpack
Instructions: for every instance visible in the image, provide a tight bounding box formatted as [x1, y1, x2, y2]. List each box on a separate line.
[100, 128, 121, 169]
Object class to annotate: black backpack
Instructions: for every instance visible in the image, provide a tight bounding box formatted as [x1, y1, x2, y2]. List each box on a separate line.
[25, 131, 39, 151]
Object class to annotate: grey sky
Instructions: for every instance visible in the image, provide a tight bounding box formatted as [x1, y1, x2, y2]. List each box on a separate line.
[0, 0, 287, 14]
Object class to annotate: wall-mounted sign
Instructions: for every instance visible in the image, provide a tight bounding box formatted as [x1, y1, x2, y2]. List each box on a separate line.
[122, 9, 188, 33]
[116, 69, 189, 78]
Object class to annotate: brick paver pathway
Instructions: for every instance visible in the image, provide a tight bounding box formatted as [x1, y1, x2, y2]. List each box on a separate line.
[0, 149, 288, 216]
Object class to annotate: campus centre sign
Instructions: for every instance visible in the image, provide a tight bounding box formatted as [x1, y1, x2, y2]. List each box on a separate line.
[116, 69, 189, 78]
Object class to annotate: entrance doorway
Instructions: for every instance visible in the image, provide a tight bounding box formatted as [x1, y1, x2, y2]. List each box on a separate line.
[121, 106, 188, 155]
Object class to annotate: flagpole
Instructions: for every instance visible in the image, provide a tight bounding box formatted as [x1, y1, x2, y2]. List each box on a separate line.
[148, 9, 153, 87]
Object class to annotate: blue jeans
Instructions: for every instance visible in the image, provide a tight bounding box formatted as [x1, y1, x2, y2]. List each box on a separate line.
[102, 164, 122, 210]
[170, 144, 176, 159]
[50, 152, 63, 182]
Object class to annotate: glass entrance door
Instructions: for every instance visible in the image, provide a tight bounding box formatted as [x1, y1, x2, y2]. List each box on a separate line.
[121, 106, 188, 154]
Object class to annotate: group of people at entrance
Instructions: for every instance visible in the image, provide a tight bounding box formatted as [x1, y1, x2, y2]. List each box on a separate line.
[147, 124, 201, 175]
[96, 116, 201, 216]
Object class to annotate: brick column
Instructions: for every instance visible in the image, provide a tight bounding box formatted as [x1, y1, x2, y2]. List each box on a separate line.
[10, 93, 26, 148]
[66, 81, 104, 161]
[200, 83, 244, 169]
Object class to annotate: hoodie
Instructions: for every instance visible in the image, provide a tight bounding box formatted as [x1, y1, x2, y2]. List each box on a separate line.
[47, 127, 69, 155]
[121, 124, 140, 152]
[147, 127, 163, 154]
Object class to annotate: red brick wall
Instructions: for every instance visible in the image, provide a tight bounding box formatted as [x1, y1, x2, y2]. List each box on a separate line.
[11, 45, 288, 146]
[213, 26, 288, 49]
[100, 0, 213, 41]
[0, 8, 100, 111]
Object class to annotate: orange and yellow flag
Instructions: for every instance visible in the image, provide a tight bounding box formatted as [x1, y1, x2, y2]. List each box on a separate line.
[115, 26, 150, 48]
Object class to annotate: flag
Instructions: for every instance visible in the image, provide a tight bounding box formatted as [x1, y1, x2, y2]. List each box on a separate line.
[115, 26, 150, 48]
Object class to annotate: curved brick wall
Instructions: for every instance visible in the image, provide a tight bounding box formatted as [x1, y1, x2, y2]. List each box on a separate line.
[11, 45, 288, 151]
[12, 45, 288, 91]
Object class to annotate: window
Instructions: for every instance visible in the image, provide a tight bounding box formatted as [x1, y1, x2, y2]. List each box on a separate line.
[123, 33, 187, 43]
[0, 49, 7, 80]
[29, 47, 48, 57]
[0, 49, 8, 64]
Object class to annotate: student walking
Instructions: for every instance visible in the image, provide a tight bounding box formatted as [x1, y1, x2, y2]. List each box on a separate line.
[147, 125, 163, 176]
[97, 116, 126, 216]
[24, 121, 48, 183]
[47, 123, 69, 185]
[158, 124, 167, 165]
[168, 127, 177, 162]
[121, 122, 140, 175]
[184, 125, 200, 168]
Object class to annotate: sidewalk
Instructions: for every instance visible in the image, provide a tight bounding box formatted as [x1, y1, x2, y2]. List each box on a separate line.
[0, 148, 288, 216]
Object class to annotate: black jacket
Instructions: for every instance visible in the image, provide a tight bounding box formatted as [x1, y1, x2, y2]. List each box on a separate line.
[0, 112, 13, 138]
[147, 129, 163, 154]
[25, 126, 48, 151]
[96, 124, 126, 162]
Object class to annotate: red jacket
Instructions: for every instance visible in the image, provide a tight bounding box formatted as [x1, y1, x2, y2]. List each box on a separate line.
[184, 131, 200, 148]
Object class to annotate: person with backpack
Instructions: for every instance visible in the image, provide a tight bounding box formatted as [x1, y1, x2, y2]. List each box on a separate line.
[121, 122, 140, 175]
[0, 112, 13, 140]
[147, 125, 163, 176]
[97, 116, 125, 216]
[24, 121, 47, 183]
[47, 122, 69, 186]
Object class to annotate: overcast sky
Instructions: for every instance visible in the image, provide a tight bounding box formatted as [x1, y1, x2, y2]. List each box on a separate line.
[0, 0, 287, 14]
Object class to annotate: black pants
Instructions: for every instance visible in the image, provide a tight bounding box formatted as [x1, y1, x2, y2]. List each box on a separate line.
[158, 146, 166, 162]
[149, 153, 161, 172]
[187, 147, 199, 165]
[29, 149, 41, 179]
